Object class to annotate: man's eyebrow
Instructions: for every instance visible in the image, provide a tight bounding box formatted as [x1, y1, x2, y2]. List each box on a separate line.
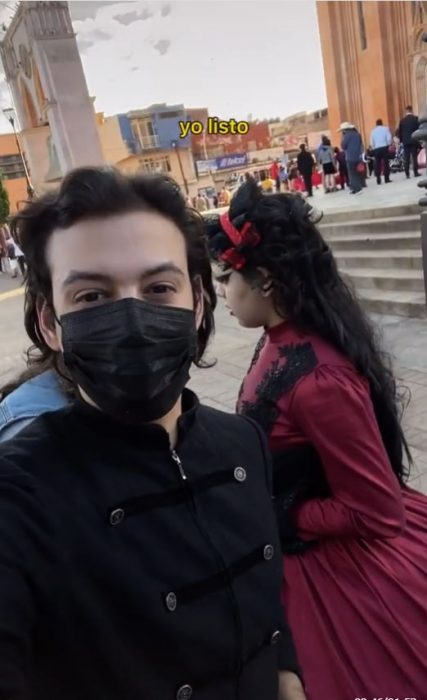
[62, 271, 110, 289]
[62, 263, 185, 289]
[141, 263, 185, 279]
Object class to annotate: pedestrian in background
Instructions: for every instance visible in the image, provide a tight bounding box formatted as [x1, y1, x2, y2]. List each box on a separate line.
[316, 136, 336, 193]
[279, 165, 289, 191]
[339, 122, 363, 195]
[398, 105, 420, 179]
[364, 147, 375, 178]
[288, 160, 299, 192]
[195, 192, 208, 213]
[297, 144, 314, 197]
[0, 224, 7, 274]
[270, 158, 281, 193]
[218, 186, 231, 206]
[0, 222, 19, 277]
[259, 170, 275, 193]
[370, 118, 392, 185]
[333, 147, 348, 189]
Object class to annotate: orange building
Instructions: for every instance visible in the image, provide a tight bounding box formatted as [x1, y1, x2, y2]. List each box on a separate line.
[316, 1, 427, 144]
[0, 133, 28, 214]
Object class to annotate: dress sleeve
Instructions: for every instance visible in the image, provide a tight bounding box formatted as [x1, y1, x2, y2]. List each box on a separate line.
[0, 460, 38, 697]
[289, 365, 406, 541]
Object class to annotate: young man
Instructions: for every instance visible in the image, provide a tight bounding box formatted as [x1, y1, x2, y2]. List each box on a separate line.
[398, 106, 420, 179]
[370, 118, 392, 185]
[0, 167, 305, 700]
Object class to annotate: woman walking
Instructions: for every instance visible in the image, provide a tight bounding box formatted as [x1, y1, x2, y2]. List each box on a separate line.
[204, 181, 427, 700]
[316, 136, 336, 193]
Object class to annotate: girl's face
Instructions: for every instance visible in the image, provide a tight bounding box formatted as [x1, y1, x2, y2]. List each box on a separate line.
[215, 268, 275, 328]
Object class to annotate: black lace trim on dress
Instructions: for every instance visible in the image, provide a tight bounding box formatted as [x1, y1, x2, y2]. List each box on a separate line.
[239, 342, 318, 436]
[237, 332, 267, 405]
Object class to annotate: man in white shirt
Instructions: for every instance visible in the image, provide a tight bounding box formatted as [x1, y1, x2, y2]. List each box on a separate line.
[370, 118, 392, 185]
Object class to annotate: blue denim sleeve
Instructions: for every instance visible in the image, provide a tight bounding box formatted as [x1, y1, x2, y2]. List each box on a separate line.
[0, 418, 36, 443]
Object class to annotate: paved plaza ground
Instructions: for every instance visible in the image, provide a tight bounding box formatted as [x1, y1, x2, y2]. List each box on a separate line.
[305, 169, 423, 213]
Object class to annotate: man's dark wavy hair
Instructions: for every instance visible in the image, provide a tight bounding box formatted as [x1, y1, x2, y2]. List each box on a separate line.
[204, 180, 411, 483]
[1, 167, 217, 398]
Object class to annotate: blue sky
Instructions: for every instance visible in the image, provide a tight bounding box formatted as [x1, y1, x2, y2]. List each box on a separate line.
[0, 0, 327, 131]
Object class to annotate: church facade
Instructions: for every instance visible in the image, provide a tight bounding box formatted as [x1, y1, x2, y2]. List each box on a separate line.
[317, 1, 427, 144]
[0, 1, 104, 192]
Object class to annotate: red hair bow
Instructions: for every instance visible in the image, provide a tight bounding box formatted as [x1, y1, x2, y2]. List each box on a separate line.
[218, 212, 260, 271]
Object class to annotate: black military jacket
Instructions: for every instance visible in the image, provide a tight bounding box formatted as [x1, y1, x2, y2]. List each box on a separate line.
[0, 390, 299, 700]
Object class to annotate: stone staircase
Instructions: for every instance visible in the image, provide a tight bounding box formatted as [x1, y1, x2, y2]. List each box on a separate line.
[319, 204, 427, 317]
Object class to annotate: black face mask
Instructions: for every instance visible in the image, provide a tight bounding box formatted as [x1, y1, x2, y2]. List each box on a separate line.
[60, 298, 198, 423]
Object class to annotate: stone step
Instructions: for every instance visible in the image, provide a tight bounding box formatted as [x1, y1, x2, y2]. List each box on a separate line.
[356, 288, 427, 318]
[321, 203, 420, 224]
[334, 249, 423, 271]
[327, 231, 421, 251]
[320, 215, 420, 237]
[342, 267, 424, 292]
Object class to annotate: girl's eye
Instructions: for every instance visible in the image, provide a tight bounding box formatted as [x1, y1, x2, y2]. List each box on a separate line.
[74, 291, 107, 304]
[215, 274, 230, 285]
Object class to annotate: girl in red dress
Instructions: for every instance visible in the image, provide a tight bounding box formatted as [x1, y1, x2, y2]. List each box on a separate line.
[204, 181, 427, 700]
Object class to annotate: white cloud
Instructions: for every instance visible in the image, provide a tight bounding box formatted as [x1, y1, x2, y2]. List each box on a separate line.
[153, 39, 171, 55]
[161, 4, 172, 17]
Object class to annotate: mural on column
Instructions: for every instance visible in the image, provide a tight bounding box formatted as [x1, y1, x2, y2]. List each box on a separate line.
[0, 1, 104, 191]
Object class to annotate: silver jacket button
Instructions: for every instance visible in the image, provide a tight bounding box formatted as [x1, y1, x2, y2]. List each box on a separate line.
[109, 508, 125, 526]
[176, 684, 193, 700]
[271, 629, 282, 644]
[234, 466, 247, 482]
[263, 544, 274, 560]
[165, 592, 177, 612]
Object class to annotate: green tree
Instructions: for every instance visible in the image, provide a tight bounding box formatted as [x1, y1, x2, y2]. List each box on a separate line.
[0, 178, 10, 225]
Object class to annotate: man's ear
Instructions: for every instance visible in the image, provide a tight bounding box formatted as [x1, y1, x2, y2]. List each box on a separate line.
[193, 275, 205, 329]
[36, 297, 62, 351]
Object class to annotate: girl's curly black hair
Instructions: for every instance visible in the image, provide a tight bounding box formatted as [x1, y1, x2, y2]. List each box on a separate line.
[204, 180, 411, 484]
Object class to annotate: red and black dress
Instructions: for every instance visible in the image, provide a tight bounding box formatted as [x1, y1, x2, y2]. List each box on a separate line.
[237, 321, 427, 700]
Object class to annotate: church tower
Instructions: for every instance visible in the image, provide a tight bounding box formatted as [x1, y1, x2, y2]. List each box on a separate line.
[0, 1, 104, 189]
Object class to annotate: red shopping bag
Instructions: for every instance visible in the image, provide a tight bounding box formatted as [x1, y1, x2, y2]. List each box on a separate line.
[312, 170, 322, 187]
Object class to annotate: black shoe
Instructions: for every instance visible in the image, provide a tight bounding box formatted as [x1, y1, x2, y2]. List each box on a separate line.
[415, 172, 421, 177]
[406, 174, 410, 179]
[385, 179, 392, 183]
[377, 180, 381, 185]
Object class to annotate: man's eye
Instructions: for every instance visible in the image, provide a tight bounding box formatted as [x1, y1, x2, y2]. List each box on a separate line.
[147, 284, 175, 294]
[74, 291, 107, 304]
